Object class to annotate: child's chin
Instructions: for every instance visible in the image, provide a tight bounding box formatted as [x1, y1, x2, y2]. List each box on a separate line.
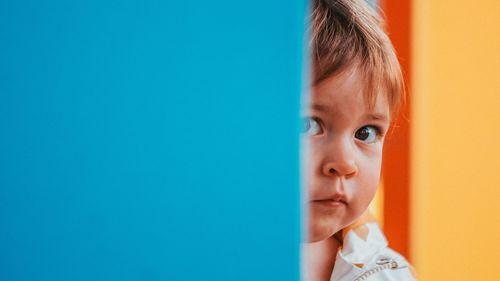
[307, 222, 342, 243]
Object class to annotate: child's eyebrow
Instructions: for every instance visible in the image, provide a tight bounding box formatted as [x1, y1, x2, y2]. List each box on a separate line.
[310, 104, 330, 112]
[310, 104, 388, 122]
[364, 113, 389, 122]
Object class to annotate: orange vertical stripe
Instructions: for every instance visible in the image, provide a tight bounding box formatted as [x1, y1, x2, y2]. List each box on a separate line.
[380, 0, 412, 260]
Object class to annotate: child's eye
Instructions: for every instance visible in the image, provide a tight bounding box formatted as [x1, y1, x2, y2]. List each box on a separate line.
[354, 126, 380, 143]
[301, 117, 322, 136]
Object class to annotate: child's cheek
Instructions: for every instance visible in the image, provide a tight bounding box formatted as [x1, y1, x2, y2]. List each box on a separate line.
[354, 160, 382, 209]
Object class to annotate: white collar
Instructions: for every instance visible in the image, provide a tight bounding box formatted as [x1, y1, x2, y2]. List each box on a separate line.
[330, 223, 389, 281]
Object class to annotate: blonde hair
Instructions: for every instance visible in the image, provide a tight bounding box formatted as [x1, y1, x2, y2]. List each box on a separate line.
[310, 0, 404, 115]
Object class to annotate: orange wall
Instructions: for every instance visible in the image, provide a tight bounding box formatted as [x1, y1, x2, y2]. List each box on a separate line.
[380, 0, 412, 260]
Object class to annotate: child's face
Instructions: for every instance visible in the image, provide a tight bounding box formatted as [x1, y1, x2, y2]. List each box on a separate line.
[303, 67, 390, 242]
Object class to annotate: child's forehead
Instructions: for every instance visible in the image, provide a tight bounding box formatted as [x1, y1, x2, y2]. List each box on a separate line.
[307, 68, 390, 116]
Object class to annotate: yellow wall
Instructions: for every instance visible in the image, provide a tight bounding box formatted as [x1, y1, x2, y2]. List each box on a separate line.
[412, 0, 500, 280]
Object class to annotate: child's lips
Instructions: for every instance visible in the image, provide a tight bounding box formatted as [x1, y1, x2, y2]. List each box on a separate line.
[312, 199, 347, 208]
[311, 194, 347, 208]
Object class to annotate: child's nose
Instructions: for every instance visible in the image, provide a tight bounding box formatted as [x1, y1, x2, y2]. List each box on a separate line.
[321, 142, 358, 178]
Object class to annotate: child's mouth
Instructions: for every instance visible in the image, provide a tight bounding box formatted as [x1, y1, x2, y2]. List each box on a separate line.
[312, 199, 347, 208]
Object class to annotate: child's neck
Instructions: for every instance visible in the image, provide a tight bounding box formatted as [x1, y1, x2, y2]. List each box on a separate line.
[303, 235, 341, 281]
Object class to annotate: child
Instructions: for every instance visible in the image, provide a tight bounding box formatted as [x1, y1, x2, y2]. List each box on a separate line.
[302, 0, 416, 280]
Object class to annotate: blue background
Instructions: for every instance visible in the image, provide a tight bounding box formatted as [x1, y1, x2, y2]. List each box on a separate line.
[0, 0, 305, 280]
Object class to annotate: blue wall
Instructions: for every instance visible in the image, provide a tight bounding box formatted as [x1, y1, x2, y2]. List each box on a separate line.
[0, 1, 305, 280]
